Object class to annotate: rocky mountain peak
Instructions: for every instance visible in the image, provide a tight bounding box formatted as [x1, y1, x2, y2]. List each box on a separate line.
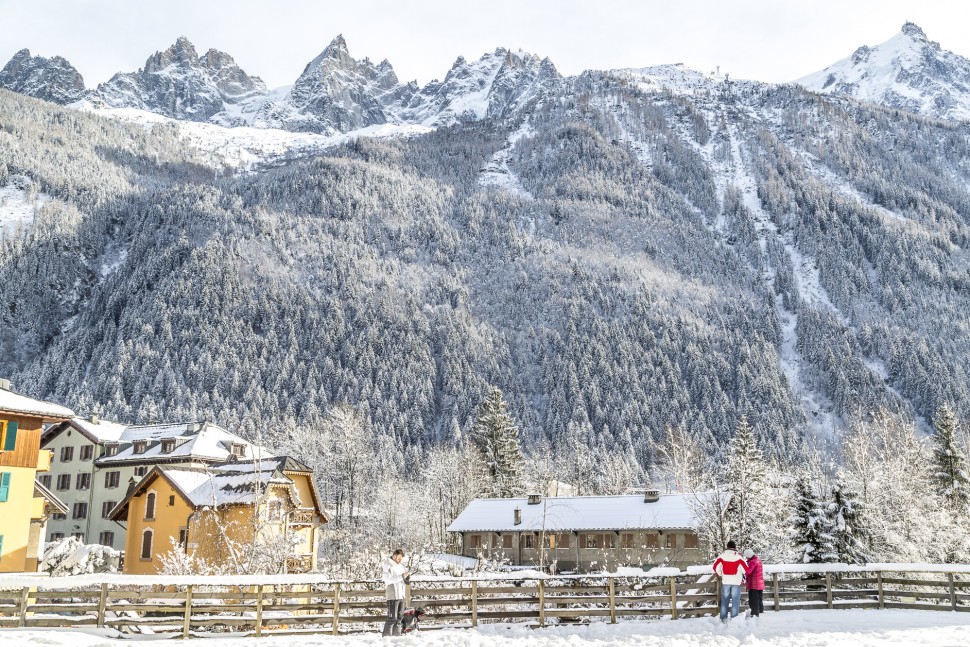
[0, 48, 86, 104]
[144, 36, 200, 73]
[797, 24, 970, 122]
[900, 21, 928, 42]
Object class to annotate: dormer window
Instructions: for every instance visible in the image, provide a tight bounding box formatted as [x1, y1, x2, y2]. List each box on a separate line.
[161, 439, 175, 453]
[230, 443, 246, 458]
[133, 441, 147, 455]
[105, 444, 119, 457]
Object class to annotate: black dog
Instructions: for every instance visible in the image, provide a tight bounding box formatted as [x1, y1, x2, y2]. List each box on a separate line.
[401, 607, 427, 634]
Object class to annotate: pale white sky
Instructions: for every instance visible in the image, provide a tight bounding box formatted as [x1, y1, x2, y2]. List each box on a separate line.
[0, 0, 968, 89]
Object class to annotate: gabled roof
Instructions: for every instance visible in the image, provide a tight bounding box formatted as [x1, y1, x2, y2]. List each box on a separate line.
[109, 461, 301, 521]
[42, 416, 129, 446]
[95, 421, 270, 466]
[446, 493, 716, 533]
[34, 478, 68, 515]
[0, 386, 74, 420]
[212, 456, 327, 520]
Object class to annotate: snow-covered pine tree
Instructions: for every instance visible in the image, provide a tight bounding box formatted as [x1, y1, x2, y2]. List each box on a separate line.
[724, 416, 766, 548]
[790, 477, 837, 564]
[931, 404, 970, 511]
[470, 387, 525, 497]
[830, 482, 868, 564]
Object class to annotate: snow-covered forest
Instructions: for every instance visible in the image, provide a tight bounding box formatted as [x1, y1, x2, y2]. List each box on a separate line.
[3, 34, 970, 572]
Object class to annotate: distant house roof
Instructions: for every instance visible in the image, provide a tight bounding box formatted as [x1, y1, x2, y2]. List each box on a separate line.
[94, 421, 270, 466]
[0, 385, 74, 420]
[446, 493, 715, 533]
[42, 416, 129, 446]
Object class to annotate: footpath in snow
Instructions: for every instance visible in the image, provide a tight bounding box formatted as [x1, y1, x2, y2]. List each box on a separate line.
[3, 609, 969, 647]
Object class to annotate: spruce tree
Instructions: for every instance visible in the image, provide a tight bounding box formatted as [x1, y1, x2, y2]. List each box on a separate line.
[790, 477, 836, 564]
[830, 482, 868, 564]
[470, 387, 525, 498]
[724, 416, 766, 549]
[931, 404, 970, 511]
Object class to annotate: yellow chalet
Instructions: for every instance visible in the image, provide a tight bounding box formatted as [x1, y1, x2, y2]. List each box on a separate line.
[110, 456, 327, 575]
[0, 379, 74, 572]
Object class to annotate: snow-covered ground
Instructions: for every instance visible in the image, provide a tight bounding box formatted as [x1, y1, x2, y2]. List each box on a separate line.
[0, 183, 51, 240]
[3, 610, 968, 646]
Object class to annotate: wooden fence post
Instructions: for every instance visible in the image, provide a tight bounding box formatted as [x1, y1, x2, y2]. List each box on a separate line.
[772, 573, 780, 611]
[825, 573, 833, 609]
[470, 580, 478, 627]
[715, 578, 721, 613]
[877, 572, 885, 609]
[669, 577, 678, 619]
[97, 583, 107, 628]
[948, 574, 957, 611]
[182, 585, 193, 639]
[608, 577, 616, 624]
[17, 587, 29, 628]
[332, 582, 340, 635]
[537, 579, 545, 628]
[405, 581, 411, 609]
[254, 585, 264, 637]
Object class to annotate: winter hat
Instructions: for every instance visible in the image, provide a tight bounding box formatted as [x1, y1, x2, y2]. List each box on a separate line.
[743, 549, 755, 559]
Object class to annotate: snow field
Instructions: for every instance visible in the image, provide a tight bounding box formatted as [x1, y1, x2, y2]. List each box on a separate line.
[3, 610, 968, 646]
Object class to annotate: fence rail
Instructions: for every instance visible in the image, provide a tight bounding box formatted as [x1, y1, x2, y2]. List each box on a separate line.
[1, 566, 968, 638]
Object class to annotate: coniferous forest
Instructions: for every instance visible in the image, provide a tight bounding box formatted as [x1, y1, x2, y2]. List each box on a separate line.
[3, 56, 970, 569]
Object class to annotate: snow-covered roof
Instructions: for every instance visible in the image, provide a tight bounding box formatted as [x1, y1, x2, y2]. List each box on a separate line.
[0, 385, 74, 420]
[95, 421, 269, 465]
[34, 478, 68, 514]
[44, 416, 129, 444]
[447, 493, 712, 533]
[161, 464, 297, 508]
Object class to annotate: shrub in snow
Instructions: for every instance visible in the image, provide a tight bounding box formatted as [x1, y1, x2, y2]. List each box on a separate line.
[42, 537, 120, 576]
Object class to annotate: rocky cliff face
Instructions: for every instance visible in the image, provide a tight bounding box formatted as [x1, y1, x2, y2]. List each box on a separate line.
[0, 49, 86, 104]
[798, 22, 970, 121]
[92, 36, 266, 123]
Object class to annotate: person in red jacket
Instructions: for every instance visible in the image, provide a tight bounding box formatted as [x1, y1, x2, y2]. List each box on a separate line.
[743, 548, 764, 617]
[713, 540, 747, 622]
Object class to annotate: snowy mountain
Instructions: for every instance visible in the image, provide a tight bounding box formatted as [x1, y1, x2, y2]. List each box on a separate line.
[0, 49, 86, 104]
[399, 49, 561, 126]
[91, 36, 267, 123]
[251, 35, 414, 134]
[797, 23, 970, 121]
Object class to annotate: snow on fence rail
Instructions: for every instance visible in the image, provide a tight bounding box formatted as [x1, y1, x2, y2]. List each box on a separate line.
[0, 565, 968, 639]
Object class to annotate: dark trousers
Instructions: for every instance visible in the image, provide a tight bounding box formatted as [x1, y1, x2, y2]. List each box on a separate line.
[748, 588, 764, 616]
[383, 599, 403, 636]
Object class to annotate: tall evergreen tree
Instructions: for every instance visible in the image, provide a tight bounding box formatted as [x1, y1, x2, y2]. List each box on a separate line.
[724, 416, 766, 548]
[791, 477, 836, 564]
[830, 482, 868, 564]
[470, 387, 525, 498]
[931, 404, 970, 511]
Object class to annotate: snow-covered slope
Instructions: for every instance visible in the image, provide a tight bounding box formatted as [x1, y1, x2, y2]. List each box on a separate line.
[0, 49, 86, 104]
[90, 36, 266, 123]
[797, 23, 970, 121]
[617, 63, 722, 95]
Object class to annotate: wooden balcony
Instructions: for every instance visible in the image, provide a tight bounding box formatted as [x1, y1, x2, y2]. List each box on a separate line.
[289, 508, 316, 525]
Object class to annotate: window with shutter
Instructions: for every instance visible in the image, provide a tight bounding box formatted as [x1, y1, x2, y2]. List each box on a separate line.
[1, 421, 18, 451]
[0, 473, 10, 502]
[145, 492, 156, 520]
[141, 530, 153, 560]
[0, 534, 4, 562]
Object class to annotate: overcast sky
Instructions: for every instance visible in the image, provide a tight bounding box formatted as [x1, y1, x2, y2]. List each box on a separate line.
[1, 0, 967, 89]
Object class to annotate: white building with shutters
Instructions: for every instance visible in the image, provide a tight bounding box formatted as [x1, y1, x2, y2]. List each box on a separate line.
[40, 417, 268, 551]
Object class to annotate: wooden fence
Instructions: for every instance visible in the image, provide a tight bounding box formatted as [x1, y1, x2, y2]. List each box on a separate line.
[1, 567, 968, 638]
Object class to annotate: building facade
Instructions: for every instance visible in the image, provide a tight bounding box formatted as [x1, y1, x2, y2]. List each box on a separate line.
[109, 457, 328, 575]
[41, 417, 267, 550]
[0, 379, 73, 572]
[447, 491, 714, 572]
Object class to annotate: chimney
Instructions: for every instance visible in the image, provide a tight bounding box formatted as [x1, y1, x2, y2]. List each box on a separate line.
[644, 488, 661, 503]
[527, 493, 542, 505]
[88, 413, 100, 425]
[0, 378, 10, 391]
[513, 507, 522, 526]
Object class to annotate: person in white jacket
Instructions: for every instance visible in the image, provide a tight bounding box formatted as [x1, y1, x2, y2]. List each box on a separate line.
[381, 549, 410, 636]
